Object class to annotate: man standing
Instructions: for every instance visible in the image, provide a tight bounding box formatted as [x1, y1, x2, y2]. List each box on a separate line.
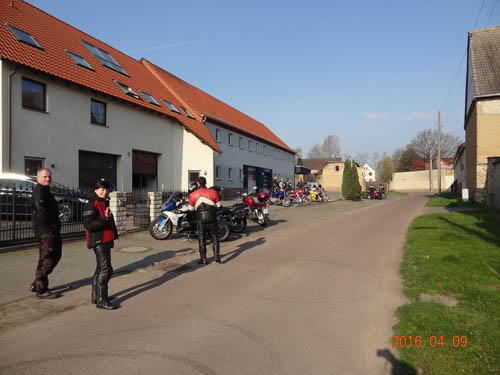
[188, 176, 222, 264]
[31, 168, 62, 299]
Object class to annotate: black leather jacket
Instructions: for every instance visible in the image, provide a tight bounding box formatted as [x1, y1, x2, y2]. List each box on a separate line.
[32, 184, 61, 237]
[83, 195, 118, 249]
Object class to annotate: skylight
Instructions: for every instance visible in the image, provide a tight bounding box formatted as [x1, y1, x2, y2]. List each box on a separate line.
[115, 81, 140, 100]
[82, 40, 128, 76]
[6, 24, 43, 50]
[179, 106, 195, 119]
[140, 91, 160, 106]
[161, 99, 180, 113]
[66, 51, 93, 71]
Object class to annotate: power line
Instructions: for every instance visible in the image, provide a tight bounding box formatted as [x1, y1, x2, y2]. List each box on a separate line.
[486, 0, 499, 26]
[440, 0, 487, 114]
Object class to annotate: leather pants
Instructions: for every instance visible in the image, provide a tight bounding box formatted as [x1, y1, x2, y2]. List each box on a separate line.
[197, 220, 220, 260]
[33, 231, 62, 293]
[92, 242, 113, 303]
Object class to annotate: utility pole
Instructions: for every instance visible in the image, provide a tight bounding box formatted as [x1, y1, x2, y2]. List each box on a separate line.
[437, 111, 442, 195]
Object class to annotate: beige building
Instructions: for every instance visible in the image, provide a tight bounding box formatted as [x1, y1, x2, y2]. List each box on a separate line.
[312, 160, 364, 191]
[464, 26, 500, 201]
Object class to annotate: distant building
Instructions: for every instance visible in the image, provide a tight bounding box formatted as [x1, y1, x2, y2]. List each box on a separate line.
[361, 163, 376, 182]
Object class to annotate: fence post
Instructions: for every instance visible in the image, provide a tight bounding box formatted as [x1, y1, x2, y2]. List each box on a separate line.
[149, 192, 163, 223]
[109, 192, 127, 235]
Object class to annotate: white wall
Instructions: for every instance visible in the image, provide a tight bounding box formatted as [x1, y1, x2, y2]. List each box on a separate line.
[1, 63, 213, 191]
[390, 170, 454, 191]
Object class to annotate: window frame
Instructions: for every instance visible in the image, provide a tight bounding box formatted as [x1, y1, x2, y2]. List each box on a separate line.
[179, 106, 195, 119]
[66, 50, 94, 71]
[82, 40, 128, 76]
[24, 157, 44, 177]
[90, 99, 107, 126]
[21, 77, 46, 112]
[161, 99, 181, 113]
[115, 81, 141, 100]
[215, 128, 221, 142]
[239, 137, 243, 149]
[139, 90, 160, 106]
[228, 133, 233, 146]
[248, 140, 253, 152]
[215, 166, 221, 180]
[239, 169, 243, 181]
[6, 24, 43, 50]
[263, 145, 267, 156]
[228, 167, 233, 181]
[256, 143, 260, 154]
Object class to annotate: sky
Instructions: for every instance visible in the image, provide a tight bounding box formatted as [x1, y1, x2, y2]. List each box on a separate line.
[26, 0, 500, 159]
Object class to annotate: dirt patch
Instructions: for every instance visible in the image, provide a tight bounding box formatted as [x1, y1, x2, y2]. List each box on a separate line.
[418, 293, 459, 307]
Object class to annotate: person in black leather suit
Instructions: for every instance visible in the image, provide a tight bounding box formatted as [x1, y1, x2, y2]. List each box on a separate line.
[188, 177, 222, 264]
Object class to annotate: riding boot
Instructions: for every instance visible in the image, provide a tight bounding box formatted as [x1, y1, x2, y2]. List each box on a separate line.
[197, 221, 208, 264]
[96, 284, 116, 310]
[91, 276, 98, 304]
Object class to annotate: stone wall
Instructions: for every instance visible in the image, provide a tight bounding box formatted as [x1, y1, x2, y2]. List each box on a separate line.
[109, 192, 127, 234]
[390, 170, 454, 191]
[149, 192, 163, 223]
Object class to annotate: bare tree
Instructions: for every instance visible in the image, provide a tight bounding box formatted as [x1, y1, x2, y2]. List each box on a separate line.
[293, 147, 303, 158]
[410, 129, 462, 161]
[354, 152, 370, 166]
[307, 135, 341, 158]
[370, 152, 381, 170]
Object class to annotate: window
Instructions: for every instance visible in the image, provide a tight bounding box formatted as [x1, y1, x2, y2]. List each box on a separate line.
[7, 24, 43, 50]
[140, 91, 160, 106]
[188, 171, 200, 186]
[215, 166, 221, 180]
[66, 51, 93, 70]
[263, 145, 267, 156]
[228, 133, 233, 146]
[239, 137, 243, 149]
[228, 168, 233, 180]
[82, 40, 128, 76]
[161, 99, 180, 113]
[256, 143, 260, 154]
[179, 106, 195, 119]
[369, 172, 372, 176]
[336, 166, 340, 171]
[248, 140, 252, 151]
[24, 157, 44, 176]
[239, 169, 243, 181]
[115, 81, 140, 99]
[22, 78, 46, 111]
[215, 129, 221, 142]
[91, 99, 106, 125]
[277, 150, 280, 160]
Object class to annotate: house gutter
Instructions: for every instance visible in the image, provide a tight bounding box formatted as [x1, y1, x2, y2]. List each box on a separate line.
[7, 65, 17, 171]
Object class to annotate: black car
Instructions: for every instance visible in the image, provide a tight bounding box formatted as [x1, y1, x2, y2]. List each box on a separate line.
[0, 173, 90, 223]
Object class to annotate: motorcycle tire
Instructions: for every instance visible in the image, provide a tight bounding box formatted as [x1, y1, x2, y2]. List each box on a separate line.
[218, 220, 231, 241]
[149, 217, 173, 240]
[281, 198, 291, 207]
[231, 217, 247, 233]
[323, 195, 329, 202]
[260, 216, 269, 227]
[304, 195, 312, 204]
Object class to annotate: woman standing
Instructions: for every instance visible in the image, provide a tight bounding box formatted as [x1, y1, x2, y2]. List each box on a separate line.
[83, 179, 118, 310]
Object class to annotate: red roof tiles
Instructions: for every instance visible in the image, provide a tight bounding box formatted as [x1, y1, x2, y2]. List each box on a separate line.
[0, 0, 292, 155]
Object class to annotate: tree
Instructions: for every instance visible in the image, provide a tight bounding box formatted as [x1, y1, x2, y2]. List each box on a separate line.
[293, 147, 303, 159]
[376, 155, 395, 184]
[410, 129, 462, 162]
[307, 135, 341, 158]
[342, 160, 361, 199]
[392, 145, 418, 172]
[353, 152, 370, 166]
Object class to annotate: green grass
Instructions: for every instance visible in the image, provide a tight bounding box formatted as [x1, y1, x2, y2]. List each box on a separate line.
[426, 192, 484, 208]
[394, 210, 500, 374]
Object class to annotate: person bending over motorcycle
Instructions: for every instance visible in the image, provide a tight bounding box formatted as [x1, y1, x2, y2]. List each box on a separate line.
[188, 177, 222, 264]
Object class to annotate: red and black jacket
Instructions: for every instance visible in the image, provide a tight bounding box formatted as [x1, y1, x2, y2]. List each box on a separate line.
[83, 195, 118, 249]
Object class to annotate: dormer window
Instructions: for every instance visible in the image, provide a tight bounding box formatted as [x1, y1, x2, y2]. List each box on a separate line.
[161, 99, 180, 113]
[179, 106, 195, 119]
[82, 40, 128, 76]
[6, 24, 43, 50]
[115, 81, 140, 100]
[140, 91, 160, 106]
[66, 51, 93, 71]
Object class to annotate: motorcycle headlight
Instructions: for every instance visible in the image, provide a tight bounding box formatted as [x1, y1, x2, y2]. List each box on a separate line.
[78, 198, 89, 203]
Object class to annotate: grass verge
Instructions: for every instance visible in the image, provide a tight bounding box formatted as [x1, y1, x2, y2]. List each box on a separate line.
[394, 209, 500, 374]
[389, 191, 408, 196]
[426, 192, 484, 208]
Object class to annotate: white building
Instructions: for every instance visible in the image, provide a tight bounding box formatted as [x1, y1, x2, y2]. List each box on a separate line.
[362, 163, 376, 182]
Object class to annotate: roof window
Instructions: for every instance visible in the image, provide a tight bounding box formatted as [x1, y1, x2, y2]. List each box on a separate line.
[140, 91, 160, 106]
[161, 99, 180, 113]
[179, 106, 195, 119]
[66, 51, 93, 71]
[82, 40, 128, 76]
[115, 81, 140, 100]
[6, 24, 43, 50]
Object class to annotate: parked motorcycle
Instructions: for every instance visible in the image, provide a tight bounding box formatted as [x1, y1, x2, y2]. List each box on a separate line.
[363, 185, 385, 200]
[149, 193, 230, 241]
[268, 190, 291, 207]
[218, 202, 249, 233]
[309, 185, 329, 202]
[286, 188, 311, 205]
[241, 188, 269, 226]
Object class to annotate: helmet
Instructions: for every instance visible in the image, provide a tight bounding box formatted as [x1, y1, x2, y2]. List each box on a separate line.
[188, 183, 198, 194]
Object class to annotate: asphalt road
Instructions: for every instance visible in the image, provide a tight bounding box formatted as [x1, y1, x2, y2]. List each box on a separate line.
[0, 193, 427, 374]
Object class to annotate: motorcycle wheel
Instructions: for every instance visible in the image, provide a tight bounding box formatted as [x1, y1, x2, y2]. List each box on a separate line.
[323, 195, 329, 202]
[231, 217, 247, 233]
[218, 220, 231, 241]
[304, 195, 312, 204]
[281, 198, 291, 207]
[260, 216, 269, 227]
[149, 217, 173, 240]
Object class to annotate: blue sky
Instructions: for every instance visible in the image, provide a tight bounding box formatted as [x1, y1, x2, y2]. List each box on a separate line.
[27, 0, 500, 158]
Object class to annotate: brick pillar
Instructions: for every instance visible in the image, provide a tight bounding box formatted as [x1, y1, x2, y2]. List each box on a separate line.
[149, 192, 163, 223]
[109, 192, 127, 234]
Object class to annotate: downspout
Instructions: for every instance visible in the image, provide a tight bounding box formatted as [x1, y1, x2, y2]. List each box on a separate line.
[7, 66, 17, 172]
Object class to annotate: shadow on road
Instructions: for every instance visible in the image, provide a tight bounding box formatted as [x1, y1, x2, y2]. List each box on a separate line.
[221, 236, 266, 264]
[50, 248, 194, 294]
[376, 349, 417, 375]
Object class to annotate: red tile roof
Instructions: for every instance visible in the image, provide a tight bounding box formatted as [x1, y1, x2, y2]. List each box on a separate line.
[0, 0, 219, 152]
[141, 59, 294, 153]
